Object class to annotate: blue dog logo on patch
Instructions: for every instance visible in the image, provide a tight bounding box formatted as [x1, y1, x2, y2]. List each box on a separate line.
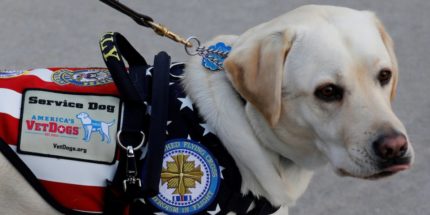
[76, 112, 115, 143]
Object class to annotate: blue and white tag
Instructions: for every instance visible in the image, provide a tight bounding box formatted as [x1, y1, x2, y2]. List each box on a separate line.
[201, 42, 231, 71]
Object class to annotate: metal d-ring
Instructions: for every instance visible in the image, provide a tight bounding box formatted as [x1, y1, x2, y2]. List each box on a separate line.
[185, 36, 201, 56]
[116, 130, 145, 151]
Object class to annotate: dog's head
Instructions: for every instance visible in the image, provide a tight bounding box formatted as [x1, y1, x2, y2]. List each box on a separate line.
[76, 112, 89, 119]
[224, 5, 414, 179]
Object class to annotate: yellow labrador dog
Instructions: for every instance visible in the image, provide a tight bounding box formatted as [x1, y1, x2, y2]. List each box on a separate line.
[184, 4, 414, 214]
[0, 4, 413, 215]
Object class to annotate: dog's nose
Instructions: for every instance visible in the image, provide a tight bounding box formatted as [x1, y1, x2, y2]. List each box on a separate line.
[373, 133, 408, 160]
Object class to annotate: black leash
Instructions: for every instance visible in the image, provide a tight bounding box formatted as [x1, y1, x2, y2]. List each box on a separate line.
[100, 0, 153, 28]
[99, 0, 232, 72]
[100, 0, 192, 47]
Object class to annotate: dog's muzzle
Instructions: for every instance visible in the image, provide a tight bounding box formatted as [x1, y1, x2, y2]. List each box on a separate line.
[372, 132, 412, 175]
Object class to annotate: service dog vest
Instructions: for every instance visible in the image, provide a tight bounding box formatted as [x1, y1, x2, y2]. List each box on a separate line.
[100, 32, 279, 215]
[0, 33, 279, 215]
[0, 68, 121, 213]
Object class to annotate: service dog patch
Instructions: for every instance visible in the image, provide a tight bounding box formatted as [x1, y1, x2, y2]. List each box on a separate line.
[18, 89, 121, 164]
[149, 139, 220, 214]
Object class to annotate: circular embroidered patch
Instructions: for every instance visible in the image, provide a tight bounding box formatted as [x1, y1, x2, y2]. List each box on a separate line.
[52, 69, 113, 86]
[0, 70, 27, 78]
[149, 139, 220, 214]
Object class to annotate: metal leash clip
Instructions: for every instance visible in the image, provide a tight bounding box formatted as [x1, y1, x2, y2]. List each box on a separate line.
[116, 130, 145, 191]
[100, 0, 230, 71]
[124, 145, 141, 191]
[100, 0, 192, 47]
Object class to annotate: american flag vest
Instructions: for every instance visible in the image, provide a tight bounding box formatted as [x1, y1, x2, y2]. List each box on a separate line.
[0, 32, 279, 215]
[0, 67, 120, 213]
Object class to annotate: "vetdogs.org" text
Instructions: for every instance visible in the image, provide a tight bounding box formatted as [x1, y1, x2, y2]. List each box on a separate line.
[53, 143, 87, 154]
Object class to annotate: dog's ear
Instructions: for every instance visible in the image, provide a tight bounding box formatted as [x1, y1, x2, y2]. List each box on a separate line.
[224, 30, 294, 126]
[371, 13, 398, 101]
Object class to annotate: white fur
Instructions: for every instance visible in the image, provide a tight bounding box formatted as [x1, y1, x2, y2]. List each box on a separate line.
[184, 4, 414, 214]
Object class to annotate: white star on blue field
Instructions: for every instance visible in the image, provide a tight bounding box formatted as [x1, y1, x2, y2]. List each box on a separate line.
[177, 96, 194, 111]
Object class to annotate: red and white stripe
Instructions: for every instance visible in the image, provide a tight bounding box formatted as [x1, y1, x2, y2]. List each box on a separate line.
[0, 68, 121, 212]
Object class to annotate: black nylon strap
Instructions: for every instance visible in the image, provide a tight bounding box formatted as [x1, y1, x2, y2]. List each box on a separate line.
[100, 32, 148, 148]
[141, 51, 170, 197]
[100, 0, 154, 28]
[100, 32, 171, 211]
[100, 32, 148, 214]
[100, 32, 147, 103]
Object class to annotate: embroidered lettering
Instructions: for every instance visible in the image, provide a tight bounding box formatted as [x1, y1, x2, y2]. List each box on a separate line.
[100, 32, 120, 61]
[28, 96, 84, 109]
[26, 120, 35, 130]
[53, 143, 87, 154]
[102, 46, 120, 61]
[88, 102, 115, 113]
[100, 35, 114, 51]
[25, 120, 79, 135]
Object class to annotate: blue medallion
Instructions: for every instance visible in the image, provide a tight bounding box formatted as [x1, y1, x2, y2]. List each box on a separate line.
[149, 139, 220, 214]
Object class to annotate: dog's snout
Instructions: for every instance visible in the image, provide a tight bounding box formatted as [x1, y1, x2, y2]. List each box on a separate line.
[373, 133, 408, 160]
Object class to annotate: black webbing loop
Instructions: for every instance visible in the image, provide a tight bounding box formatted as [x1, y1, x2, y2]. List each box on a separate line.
[100, 32, 171, 212]
[100, 32, 147, 104]
[100, 32, 149, 150]
[141, 52, 170, 197]
[100, 32, 148, 214]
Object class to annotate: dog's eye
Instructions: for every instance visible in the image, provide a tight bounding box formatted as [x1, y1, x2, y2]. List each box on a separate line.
[314, 84, 344, 102]
[378, 69, 392, 86]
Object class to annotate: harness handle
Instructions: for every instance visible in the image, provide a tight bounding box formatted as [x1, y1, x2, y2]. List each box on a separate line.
[100, 32, 171, 214]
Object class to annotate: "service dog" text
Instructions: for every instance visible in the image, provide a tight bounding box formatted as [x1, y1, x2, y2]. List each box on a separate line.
[28, 96, 116, 113]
